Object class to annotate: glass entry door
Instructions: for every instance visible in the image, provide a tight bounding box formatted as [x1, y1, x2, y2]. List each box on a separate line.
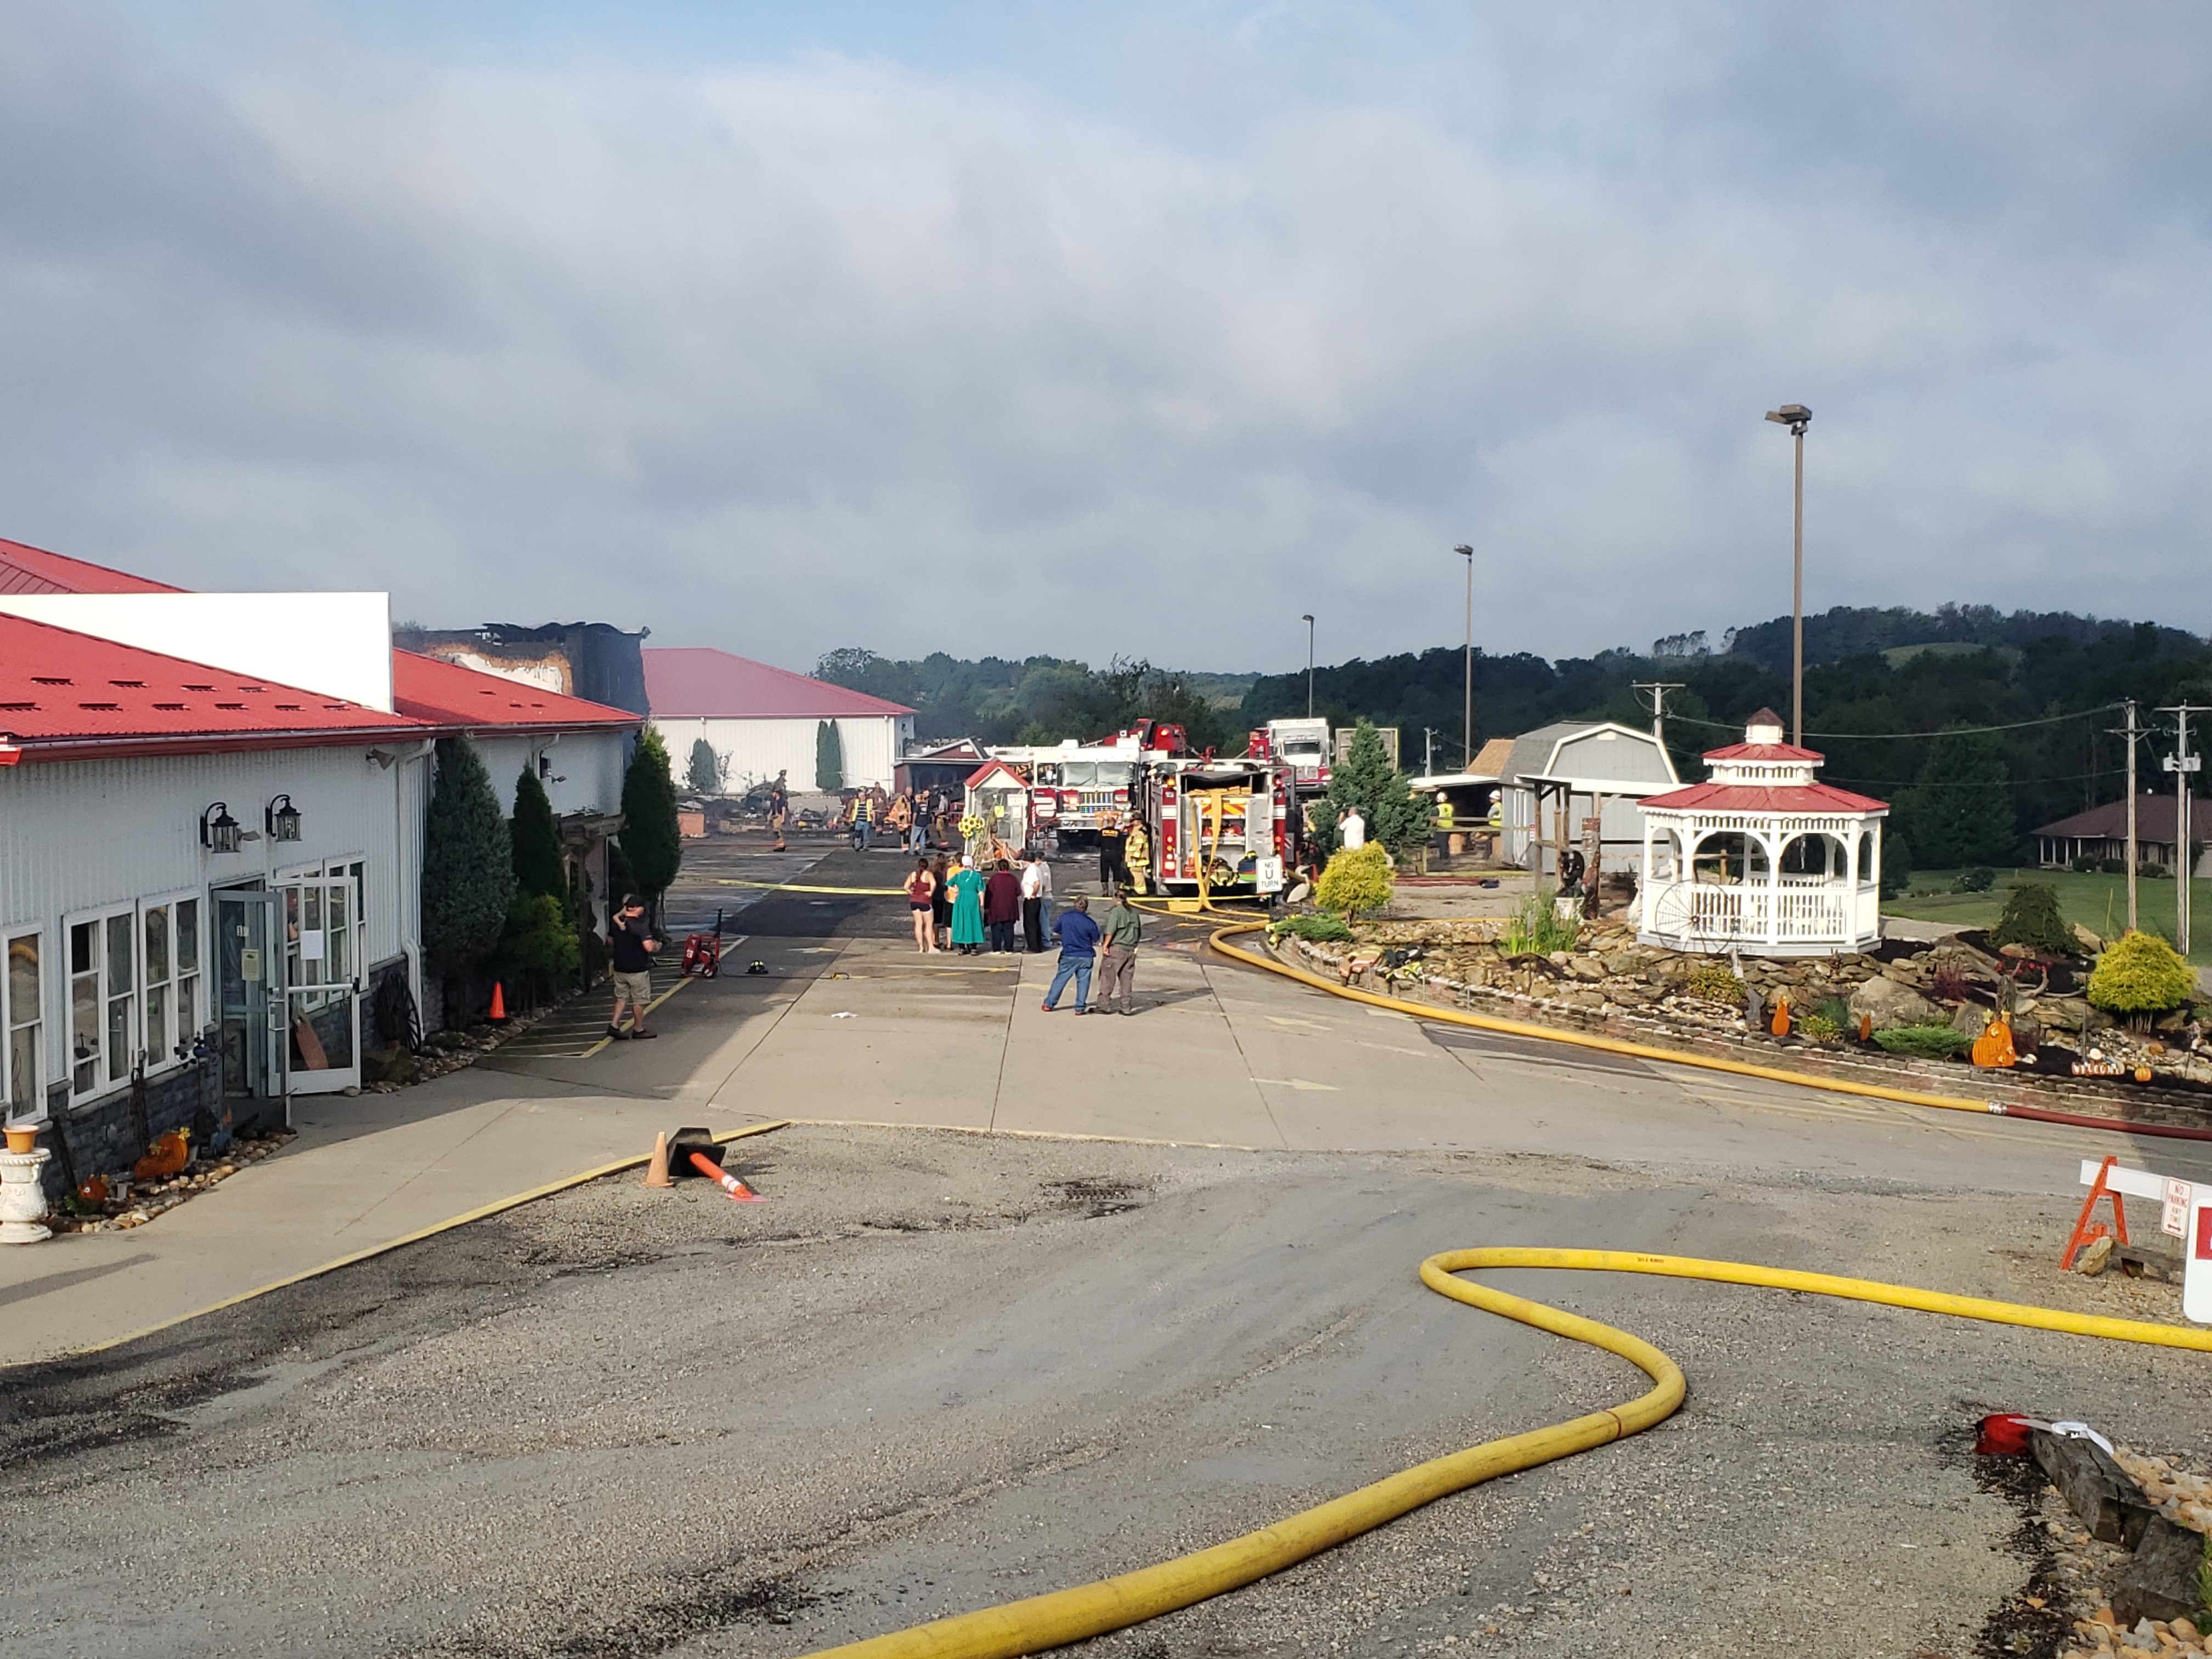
[280, 875, 359, 1094]
[217, 889, 285, 1103]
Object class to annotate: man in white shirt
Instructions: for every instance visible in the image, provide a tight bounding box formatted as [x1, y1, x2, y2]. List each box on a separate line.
[1339, 807, 1367, 851]
[1020, 851, 1054, 952]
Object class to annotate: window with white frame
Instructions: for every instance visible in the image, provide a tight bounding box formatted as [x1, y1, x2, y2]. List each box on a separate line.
[140, 894, 203, 1070]
[4, 926, 41, 1121]
[64, 895, 207, 1103]
[68, 907, 137, 1098]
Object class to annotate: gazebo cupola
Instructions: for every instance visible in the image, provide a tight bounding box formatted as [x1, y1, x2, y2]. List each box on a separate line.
[1634, 708, 1889, 957]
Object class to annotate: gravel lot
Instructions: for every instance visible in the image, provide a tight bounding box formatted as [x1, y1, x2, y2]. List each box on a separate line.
[0, 1123, 2203, 1659]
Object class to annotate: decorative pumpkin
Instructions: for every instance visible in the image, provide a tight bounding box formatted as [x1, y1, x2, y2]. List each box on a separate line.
[133, 1127, 190, 1182]
[1971, 1014, 2017, 1069]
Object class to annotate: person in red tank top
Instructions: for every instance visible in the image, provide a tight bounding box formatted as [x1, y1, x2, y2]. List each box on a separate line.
[907, 860, 939, 954]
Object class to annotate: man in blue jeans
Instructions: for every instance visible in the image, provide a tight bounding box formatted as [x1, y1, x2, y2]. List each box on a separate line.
[1042, 894, 1100, 1014]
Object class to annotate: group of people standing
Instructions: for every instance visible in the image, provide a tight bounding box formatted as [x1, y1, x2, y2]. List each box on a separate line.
[905, 849, 1055, 956]
[847, 785, 962, 854]
[902, 848, 1142, 1015]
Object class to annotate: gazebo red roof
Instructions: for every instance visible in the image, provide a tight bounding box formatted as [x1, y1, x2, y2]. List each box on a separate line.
[1639, 780, 1887, 815]
[1702, 740, 1825, 763]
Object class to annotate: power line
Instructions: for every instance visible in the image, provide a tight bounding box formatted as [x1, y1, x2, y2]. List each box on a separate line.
[1821, 768, 2129, 787]
[1669, 703, 2120, 741]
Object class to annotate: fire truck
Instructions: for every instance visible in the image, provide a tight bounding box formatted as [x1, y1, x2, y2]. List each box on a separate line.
[1128, 753, 1293, 898]
[994, 721, 1188, 848]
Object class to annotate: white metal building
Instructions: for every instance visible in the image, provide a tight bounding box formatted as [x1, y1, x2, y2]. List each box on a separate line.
[643, 648, 915, 793]
[1474, 721, 1682, 878]
[0, 538, 641, 1193]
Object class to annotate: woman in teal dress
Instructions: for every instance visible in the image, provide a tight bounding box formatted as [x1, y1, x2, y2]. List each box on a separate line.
[947, 855, 987, 955]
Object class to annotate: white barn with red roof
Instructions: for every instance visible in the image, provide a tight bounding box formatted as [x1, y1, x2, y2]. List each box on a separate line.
[0, 537, 640, 1183]
[1635, 708, 1889, 956]
[642, 648, 914, 794]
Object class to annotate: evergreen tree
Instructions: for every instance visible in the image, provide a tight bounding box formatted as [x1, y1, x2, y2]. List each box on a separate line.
[1900, 727, 2014, 869]
[1316, 719, 1432, 857]
[1879, 831, 1913, 899]
[619, 728, 682, 912]
[815, 719, 844, 791]
[686, 737, 724, 796]
[1316, 843, 1393, 921]
[511, 765, 566, 901]
[2087, 929, 2196, 1015]
[493, 893, 581, 1007]
[421, 737, 515, 979]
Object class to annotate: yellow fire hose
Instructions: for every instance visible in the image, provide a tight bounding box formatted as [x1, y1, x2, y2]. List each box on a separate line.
[796, 1248, 2211, 1659]
[1201, 918, 2190, 1130]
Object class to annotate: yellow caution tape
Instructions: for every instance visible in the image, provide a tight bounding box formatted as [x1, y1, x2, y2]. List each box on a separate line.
[714, 880, 912, 896]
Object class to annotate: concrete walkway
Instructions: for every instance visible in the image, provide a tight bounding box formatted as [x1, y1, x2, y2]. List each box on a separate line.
[7, 839, 2210, 1367]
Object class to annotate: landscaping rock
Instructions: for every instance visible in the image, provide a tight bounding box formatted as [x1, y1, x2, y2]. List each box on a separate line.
[1848, 975, 1939, 1031]
[2112, 1517, 2209, 1628]
[1951, 1000, 1996, 1037]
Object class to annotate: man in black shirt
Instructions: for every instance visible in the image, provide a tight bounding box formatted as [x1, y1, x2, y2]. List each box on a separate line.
[607, 894, 661, 1040]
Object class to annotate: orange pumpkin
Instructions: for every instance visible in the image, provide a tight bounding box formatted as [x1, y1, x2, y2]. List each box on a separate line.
[1971, 1014, 2017, 1069]
[133, 1127, 190, 1182]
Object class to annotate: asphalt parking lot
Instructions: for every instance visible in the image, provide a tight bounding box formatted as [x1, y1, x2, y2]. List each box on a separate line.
[2, 1119, 2204, 1659]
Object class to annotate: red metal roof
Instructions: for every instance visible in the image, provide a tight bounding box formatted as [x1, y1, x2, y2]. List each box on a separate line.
[644, 648, 913, 719]
[1640, 780, 1889, 815]
[0, 537, 181, 597]
[0, 614, 419, 762]
[392, 650, 639, 732]
[1702, 741, 1826, 763]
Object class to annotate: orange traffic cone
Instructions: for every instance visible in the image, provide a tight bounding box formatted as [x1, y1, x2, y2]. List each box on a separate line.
[643, 1131, 673, 1189]
[488, 981, 507, 1022]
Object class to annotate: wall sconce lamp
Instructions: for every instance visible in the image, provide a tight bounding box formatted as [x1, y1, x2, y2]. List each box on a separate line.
[200, 802, 242, 854]
[266, 793, 302, 843]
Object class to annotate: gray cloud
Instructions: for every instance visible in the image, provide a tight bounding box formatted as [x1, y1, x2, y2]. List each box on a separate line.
[1, 1, 2207, 674]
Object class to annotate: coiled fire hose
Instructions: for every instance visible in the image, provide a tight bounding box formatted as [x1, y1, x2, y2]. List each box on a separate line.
[793, 1248, 2211, 1659]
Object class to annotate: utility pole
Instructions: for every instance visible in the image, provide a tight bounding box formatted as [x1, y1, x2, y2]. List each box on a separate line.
[2160, 702, 2207, 955]
[1764, 404, 1812, 747]
[2112, 699, 2140, 934]
[1423, 727, 1437, 777]
[1454, 544, 1475, 766]
[1634, 680, 1686, 752]
[1301, 614, 1316, 719]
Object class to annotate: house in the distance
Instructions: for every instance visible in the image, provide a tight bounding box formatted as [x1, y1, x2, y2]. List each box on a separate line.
[2033, 796, 2212, 877]
[643, 648, 915, 794]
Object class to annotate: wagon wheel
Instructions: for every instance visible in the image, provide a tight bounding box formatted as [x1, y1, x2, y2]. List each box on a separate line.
[1649, 880, 1700, 943]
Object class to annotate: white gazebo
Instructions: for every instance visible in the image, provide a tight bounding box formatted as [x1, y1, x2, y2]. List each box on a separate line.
[1635, 709, 1887, 957]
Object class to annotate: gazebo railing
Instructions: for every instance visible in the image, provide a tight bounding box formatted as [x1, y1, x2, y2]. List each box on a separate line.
[1645, 879, 1880, 946]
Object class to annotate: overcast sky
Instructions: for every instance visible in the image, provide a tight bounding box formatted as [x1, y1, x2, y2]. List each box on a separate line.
[3, 3, 2207, 674]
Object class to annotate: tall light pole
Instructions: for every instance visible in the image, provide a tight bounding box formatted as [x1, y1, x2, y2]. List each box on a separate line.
[1454, 544, 1474, 766]
[1764, 404, 1812, 747]
[1302, 614, 1316, 718]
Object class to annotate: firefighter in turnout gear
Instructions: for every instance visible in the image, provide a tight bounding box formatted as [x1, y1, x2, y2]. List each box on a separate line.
[1121, 816, 1151, 896]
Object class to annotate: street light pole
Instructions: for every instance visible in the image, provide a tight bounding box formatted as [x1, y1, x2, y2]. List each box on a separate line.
[1302, 614, 1315, 719]
[1454, 544, 1474, 766]
[1764, 405, 1812, 748]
